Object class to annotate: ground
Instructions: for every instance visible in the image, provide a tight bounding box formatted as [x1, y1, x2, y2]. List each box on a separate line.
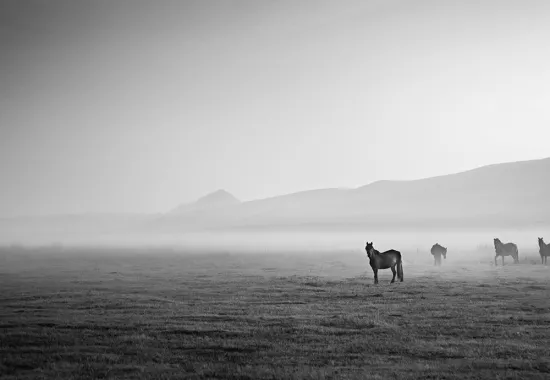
[1, 246, 550, 379]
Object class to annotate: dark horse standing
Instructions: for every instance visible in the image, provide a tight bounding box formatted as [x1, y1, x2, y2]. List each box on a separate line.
[430, 243, 447, 266]
[493, 238, 519, 266]
[364, 242, 403, 284]
[538, 237, 550, 265]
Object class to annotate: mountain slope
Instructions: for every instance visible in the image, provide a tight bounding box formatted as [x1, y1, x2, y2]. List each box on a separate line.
[159, 157, 550, 230]
[171, 189, 240, 214]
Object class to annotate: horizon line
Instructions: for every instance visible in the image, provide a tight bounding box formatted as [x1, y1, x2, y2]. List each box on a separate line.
[3, 155, 549, 219]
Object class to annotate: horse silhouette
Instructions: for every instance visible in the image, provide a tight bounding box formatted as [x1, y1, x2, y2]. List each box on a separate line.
[430, 243, 447, 266]
[493, 238, 519, 266]
[364, 242, 403, 284]
[538, 237, 550, 265]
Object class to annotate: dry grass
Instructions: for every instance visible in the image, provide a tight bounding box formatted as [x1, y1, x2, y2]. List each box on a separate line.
[1, 246, 550, 379]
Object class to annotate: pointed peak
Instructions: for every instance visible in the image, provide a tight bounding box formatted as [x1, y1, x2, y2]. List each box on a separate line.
[195, 189, 240, 206]
[169, 189, 239, 214]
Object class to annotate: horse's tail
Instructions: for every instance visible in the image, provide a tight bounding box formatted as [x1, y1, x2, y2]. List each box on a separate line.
[397, 254, 404, 281]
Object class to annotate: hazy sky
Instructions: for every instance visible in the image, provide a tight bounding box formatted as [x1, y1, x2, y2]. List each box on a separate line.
[1, 0, 550, 216]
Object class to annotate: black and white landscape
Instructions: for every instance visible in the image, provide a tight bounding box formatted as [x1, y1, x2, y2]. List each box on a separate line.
[2, 156, 550, 251]
[2, 1, 550, 379]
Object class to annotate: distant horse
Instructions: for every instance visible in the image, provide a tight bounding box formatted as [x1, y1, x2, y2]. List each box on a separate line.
[364, 242, 403, 284]
[538, 237, 550, 265]
[493, 238, 519, 266]
[430, 243, 447, 266]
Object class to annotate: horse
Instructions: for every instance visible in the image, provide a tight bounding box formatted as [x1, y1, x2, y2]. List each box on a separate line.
[493, 238, 519, 266]
[430, 243, 447, 266]
[364, 242, 403, 284]
[537, 237, 550, 265]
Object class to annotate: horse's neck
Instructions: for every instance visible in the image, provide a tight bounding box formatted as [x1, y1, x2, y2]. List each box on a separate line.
[373, 249, 381, 255]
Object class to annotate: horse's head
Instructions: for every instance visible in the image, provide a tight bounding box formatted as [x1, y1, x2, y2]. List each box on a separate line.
[493, 238, 501, 248]
[538, 237, 545, 248]
[365, 241, 375, 258]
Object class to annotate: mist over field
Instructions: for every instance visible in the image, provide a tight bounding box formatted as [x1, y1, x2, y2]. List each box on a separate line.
[3, 0, 550, 378]
[4, 160, 550, 380]
[1, 157, 549, 262]
[0, 214, 548, 255]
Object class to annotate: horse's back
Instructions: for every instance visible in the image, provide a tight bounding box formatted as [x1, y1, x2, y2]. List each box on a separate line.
[381, 249, 401, 261]
[497, 242, 518, 256]
[383, 249, 400, 255]
[504, 243, 518, 251]
[431, 245, 443, 255]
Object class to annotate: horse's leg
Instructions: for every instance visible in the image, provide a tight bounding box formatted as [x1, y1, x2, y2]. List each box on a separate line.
[390, 265, 396, 283]
[495, 255, 498, 266]
[373, 268, 378, 285]
[502, 256, 504, 266]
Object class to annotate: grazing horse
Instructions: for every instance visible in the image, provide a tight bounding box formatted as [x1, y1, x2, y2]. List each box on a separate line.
[430, 243, 447, 266]
[493, 238, 519, 266]
[364, 242, 403, 284]
[538, 237, 550, 265]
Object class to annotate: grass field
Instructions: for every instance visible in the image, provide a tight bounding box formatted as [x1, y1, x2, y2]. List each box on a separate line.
[1, 246, 550, 379]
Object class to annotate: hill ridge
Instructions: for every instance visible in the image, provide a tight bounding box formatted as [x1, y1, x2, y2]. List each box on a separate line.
[160, 156, 550, 229]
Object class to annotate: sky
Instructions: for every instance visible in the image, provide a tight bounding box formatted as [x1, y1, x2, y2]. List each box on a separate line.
[1, 0, 550, 216]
